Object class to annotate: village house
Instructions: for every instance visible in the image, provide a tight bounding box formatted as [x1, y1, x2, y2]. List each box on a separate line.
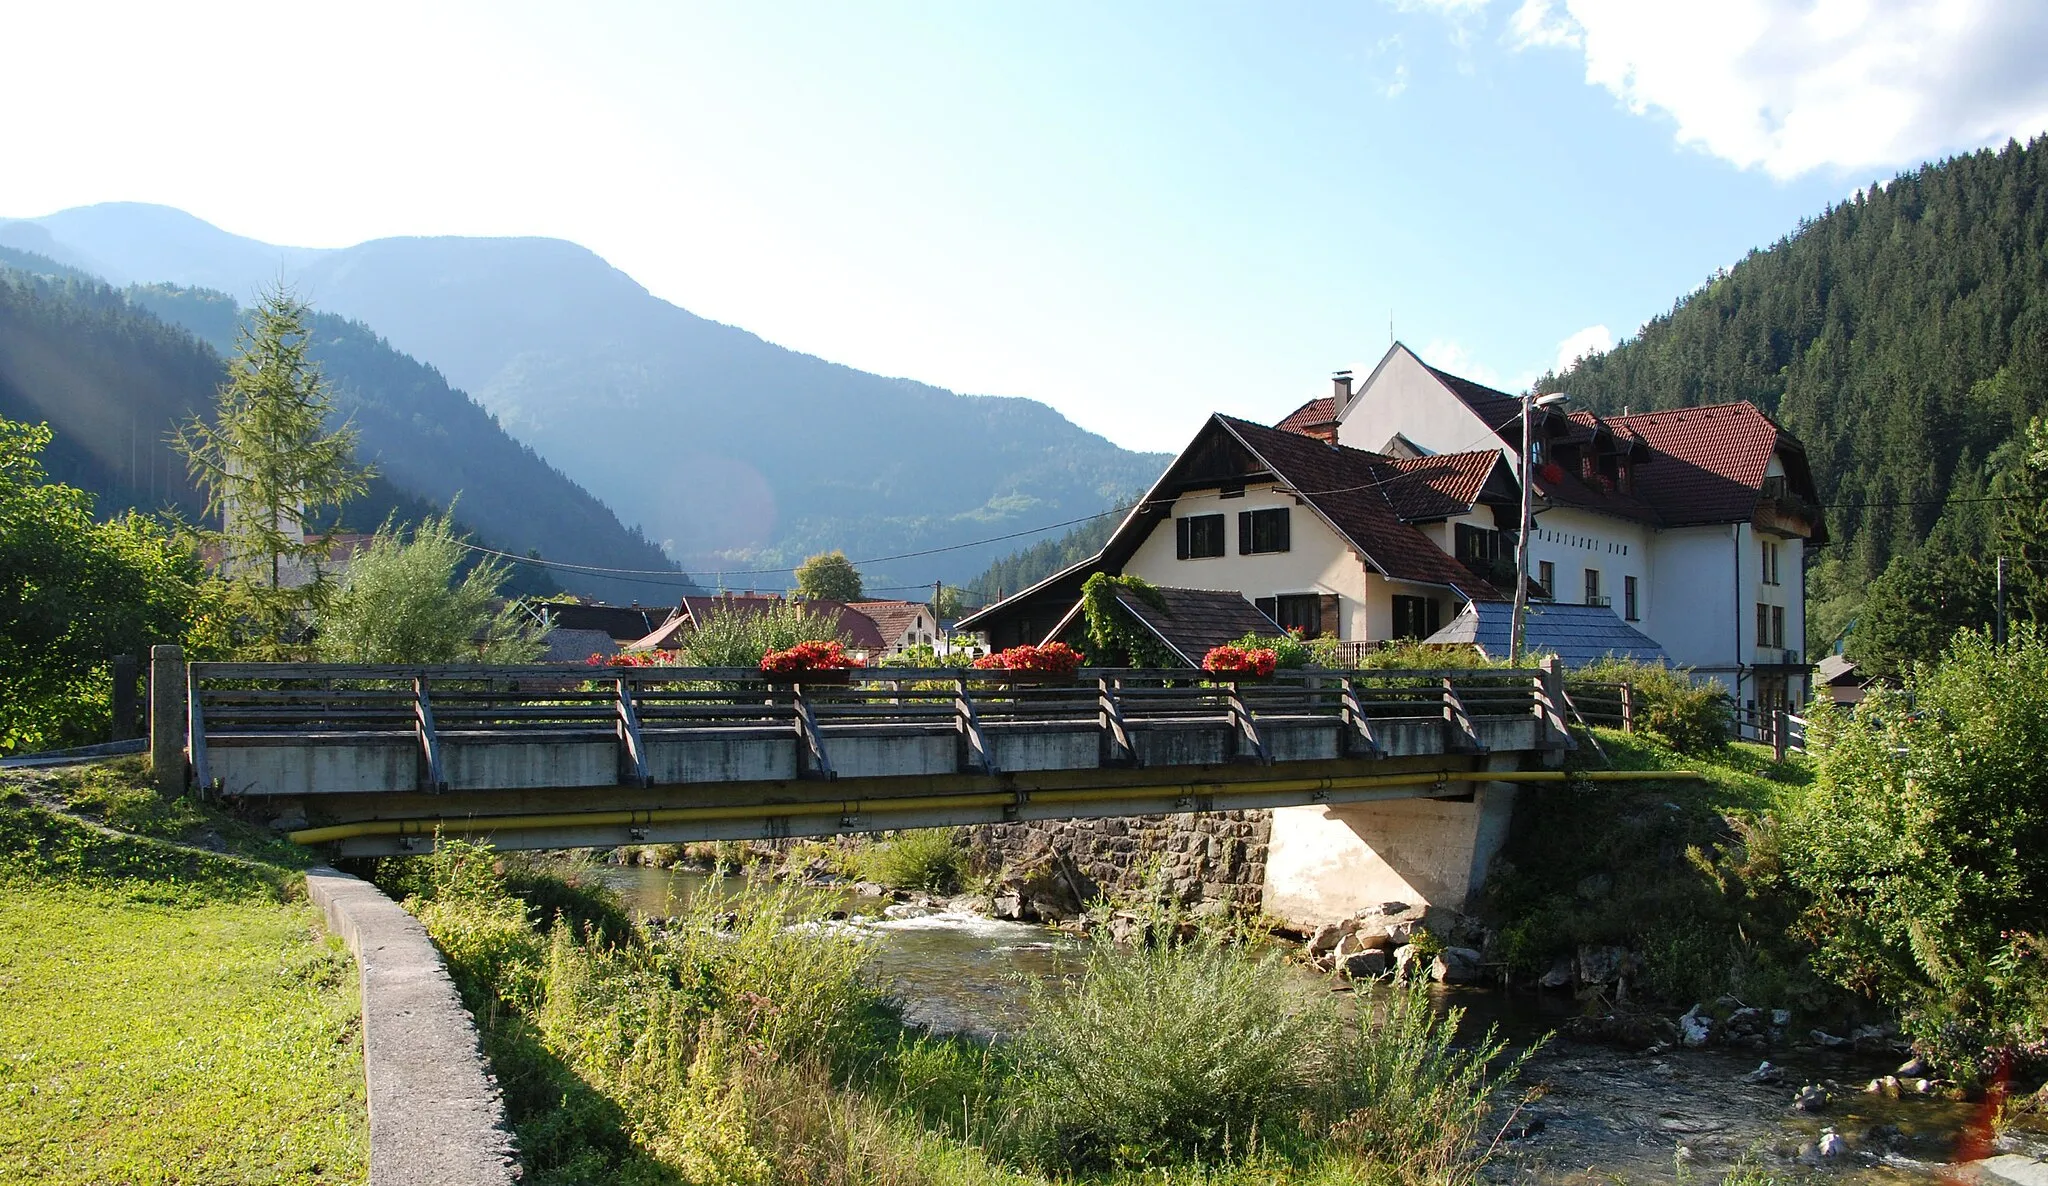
[849, 600, 941, 659]
[623, 593, 888, 660]
[959, 342, 1825, 711]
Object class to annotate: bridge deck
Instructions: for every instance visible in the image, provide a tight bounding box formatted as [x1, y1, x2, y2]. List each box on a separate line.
[184, 664, 1572, 855]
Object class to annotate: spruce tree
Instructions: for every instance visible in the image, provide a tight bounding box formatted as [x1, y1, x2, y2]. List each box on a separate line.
[177, 288, 370, 657]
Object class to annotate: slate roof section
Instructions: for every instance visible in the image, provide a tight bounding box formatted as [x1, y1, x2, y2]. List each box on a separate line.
[537, 602, 669, 643]
[1275, 397, 1339, 438]
[1113, 587, 1283, 665]
[1215, 416, 1506, 595]
[1423, 601, 1672, 666]
[538, 627, 618, 664]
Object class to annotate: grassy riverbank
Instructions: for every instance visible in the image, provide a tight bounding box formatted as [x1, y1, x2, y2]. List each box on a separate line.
[386, 842, 1534, 1186]
[0, 762, 367, 1185]
[1483, 730, 1821, 1009]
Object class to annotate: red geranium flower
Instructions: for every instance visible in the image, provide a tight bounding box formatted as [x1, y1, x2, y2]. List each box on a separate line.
[971, 642, 1082, 676]
[760, 640, 862, 674]
[1202, 644, 1277, 678]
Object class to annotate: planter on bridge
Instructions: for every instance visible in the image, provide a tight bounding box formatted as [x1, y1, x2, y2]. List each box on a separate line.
[759, 641, 862, 686]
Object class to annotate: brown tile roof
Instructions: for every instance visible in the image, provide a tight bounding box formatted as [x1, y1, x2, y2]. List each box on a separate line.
[1606, 402, 1791, 526]
[1215, 416, 1504, 596]
[1382, 450, 1503, 519]
[1425, 366, 1524, 434]
[1275, 397, 1338, 437]
[850, 600, 929, 646]
[1113, 587, 1283, 665]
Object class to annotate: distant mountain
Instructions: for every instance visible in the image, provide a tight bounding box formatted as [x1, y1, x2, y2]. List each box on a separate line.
[1, 204, 1170, 589]
[0, 249, 689, 601]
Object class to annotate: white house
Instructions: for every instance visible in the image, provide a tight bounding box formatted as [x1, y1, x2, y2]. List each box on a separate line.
[1328, 343, 1825, 710]
[960, 342, 1826, 713]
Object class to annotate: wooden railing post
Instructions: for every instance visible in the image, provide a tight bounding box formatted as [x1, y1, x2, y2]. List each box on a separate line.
[1620, 682, 1635, 734]
[954, 677, 995, 775]
[616, 677, 652, 787]
[1773, 707, 1788, 763]
[414, 676, 447, 793]
[148, 645, 186, 797]
[1096, 677, 1137, 767]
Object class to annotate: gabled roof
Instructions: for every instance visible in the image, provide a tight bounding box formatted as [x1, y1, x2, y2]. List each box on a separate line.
[538, 601, 669, 643]
[1607, 402, 1815, 530]
[1275, 397, 1339, 437]
[850, 600, 929, 645]
[1214, 416, 1506, 594]
[1424, 601, 1671, 667]
[1114, 587, 1283, 665]
[1424, 365, 1525, 435]
[1382, 450, 1504, 519]
[539, 627, 618, 664]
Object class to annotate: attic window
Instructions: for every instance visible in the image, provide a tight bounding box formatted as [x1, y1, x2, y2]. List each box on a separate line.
[1239, 507, 1291, 555]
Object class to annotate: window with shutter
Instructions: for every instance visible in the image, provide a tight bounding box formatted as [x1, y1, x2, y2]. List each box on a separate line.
[1240, 507, 1290, 554]
[1317, 594, 1340, 639]
[1177, 514, 1224, 559]
[1274, 594, 1320, 636]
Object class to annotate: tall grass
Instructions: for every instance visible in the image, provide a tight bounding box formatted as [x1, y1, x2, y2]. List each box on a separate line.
[1010, 932, 1334, 1170]
[1328, 980, 1538, 1186]
[390, 843, 1539, 1186]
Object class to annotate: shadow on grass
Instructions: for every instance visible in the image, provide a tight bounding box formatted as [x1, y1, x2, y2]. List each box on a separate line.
[478, 1009, 684, 1186]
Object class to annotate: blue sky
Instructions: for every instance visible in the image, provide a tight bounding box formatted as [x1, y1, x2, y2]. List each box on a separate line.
[5, 1, 2046, 453]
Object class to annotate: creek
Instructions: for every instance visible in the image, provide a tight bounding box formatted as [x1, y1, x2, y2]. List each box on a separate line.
[591, 863, 2042, 1185]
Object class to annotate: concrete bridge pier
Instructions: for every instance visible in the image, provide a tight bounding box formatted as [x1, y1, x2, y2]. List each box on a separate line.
[1259, 751, 1523, 925]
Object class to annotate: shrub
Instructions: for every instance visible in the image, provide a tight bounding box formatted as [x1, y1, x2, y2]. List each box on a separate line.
[1355, 641, 1508, 671]
[1228, 631, 1316, 669]
[1011, 932, 1333, 1169]
[1329, 978, 1537, 1186]
[858, 828, 970, 893]
[1575, 656, 1729, 754]
[760, 639, 861, 674]
[971, 642, 1082, 676]
[1203, 644, 1278, 677]
[681, 601, 850, 668]
[1784, 626, 2048, 1077]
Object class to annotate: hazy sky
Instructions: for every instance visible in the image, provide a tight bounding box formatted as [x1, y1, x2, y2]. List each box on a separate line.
[6, 0, 2047, 453]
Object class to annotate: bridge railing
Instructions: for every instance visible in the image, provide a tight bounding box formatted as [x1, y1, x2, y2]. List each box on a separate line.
[181, 662, 1572, 792]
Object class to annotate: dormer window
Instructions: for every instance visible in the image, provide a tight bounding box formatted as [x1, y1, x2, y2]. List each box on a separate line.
[1580, 453, 1596, 481]
[1530, 440, 1545, 465]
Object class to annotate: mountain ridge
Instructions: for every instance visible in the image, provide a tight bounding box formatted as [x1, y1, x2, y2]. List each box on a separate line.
[1, 203, 1170, 589]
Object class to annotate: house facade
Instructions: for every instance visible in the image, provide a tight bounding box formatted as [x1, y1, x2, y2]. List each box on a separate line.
[850, 600, 941, 658]
[1331, 343, 1825, 709]
[962, 342, 1825, 712]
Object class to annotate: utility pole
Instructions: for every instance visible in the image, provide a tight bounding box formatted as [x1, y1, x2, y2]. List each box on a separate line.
[1997, 555, 2009, 647]
[1511, 391, 1571, 664]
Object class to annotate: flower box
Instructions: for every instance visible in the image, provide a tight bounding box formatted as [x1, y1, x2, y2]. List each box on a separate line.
[761, 640, 863, 681]
[1202, 644, 1277, 679]
[971, 642, 1084, 681]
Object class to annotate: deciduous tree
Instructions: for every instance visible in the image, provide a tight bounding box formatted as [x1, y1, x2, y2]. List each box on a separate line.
[794, 550, 862, 602]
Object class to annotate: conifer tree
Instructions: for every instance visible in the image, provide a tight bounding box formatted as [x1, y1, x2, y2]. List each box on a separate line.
[177, 288, 370, 657]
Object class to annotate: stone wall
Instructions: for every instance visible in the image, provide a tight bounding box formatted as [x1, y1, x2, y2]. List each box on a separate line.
[965, 809, 1271, 910]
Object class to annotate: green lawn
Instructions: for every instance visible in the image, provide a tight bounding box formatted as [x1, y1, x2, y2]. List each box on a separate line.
[0, 768, 367, 1184]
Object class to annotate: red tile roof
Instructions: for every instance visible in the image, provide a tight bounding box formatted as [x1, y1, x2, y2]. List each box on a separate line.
[1275, 397, 1339, 437]
[1382, 450, 1503, 518]
[1607, 402, 1792, 527]
[850, 600, 930, 647]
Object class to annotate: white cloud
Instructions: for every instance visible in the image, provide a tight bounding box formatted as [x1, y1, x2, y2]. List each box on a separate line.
[1554, 323, 1614, 372]
[1420, 338, 1505, 387]
[1508, 0, 2048, 178]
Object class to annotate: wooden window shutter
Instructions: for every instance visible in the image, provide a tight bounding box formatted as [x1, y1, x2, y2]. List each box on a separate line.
[1238, 510, 1253, 554]
[1255, 597, 1278, 624]
[1277, 508, 1291, 552]
[1317, 594, 1339, 638]
[1176, 517, 1191, 560]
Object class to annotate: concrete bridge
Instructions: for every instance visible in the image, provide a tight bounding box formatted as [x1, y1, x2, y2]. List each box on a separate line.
[151, 655, 1643, 921]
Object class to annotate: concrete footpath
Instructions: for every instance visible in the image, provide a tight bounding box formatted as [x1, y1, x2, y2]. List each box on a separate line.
[305, 867, 520, 1186]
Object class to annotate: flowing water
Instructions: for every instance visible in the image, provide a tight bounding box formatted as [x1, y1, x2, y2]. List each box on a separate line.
[590, 863, 2042, 1185]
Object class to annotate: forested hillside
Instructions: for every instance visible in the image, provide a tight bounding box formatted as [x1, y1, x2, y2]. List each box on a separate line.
[967, 512, 1120, 604]
[0, 256, 689, 600]
[1541, 136, 2048, 656]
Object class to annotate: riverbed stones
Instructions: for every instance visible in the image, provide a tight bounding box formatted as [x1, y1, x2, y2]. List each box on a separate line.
[1308, 922, 1345, 953]
[1575, 944, 1632, 986]
[1793, 1083, 1829, 1112]
[1340, 948, 1390, 979]
[1896, 1055, 1930, 1078]
[1537, 957, 1574, 989]
[1431, 946, 1485, 984]
[1677, 1005, 1714, 1048]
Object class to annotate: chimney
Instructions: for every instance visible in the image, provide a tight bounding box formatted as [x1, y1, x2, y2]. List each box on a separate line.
[1331, 371, 1355, 420]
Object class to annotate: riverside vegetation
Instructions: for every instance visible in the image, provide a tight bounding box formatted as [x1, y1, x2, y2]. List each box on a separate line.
[379, 840, 1539, 1186]
[0, 759, 366, 1184]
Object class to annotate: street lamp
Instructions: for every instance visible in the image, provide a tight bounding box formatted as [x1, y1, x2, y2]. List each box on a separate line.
[1510, 390, 1571, 664]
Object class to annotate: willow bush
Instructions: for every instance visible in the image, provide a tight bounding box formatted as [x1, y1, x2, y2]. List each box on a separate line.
[1786, 626, 2048, 1077]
